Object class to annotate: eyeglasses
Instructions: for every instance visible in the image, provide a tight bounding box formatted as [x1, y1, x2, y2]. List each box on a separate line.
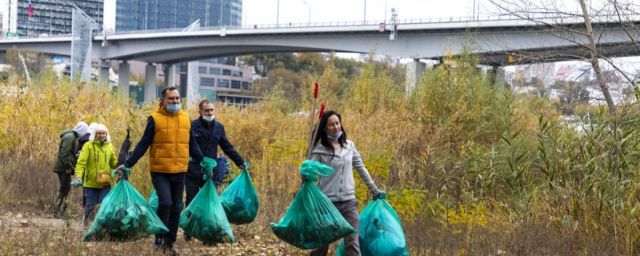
[202, 109, 215, 112]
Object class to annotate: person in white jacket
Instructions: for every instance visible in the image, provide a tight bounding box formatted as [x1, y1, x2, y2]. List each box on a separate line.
[309, 110, 384, 256]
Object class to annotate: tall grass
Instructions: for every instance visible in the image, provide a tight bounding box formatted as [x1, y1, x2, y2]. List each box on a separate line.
[2, 53, 640, 255]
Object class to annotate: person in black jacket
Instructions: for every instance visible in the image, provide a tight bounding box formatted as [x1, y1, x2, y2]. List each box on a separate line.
[184, 99, 247, 241]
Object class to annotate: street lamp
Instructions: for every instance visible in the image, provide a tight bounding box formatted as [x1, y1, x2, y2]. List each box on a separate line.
[276, 0, 280, 25]
[384, 0, 387, 22]
[363, 0, 367, 24]
[303, 0, 310, 24]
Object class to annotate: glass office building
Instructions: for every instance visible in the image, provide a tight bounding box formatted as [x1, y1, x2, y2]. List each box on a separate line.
[116, 0, 241, 31]
[116, 0, 254, 105]
[8, 0, 103, 37]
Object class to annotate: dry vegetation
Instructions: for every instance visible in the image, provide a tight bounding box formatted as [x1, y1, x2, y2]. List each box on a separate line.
[1, 53, 640, 255]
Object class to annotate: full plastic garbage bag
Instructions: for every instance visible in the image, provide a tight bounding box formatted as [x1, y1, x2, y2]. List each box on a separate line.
[83, 179, 168, 242]
[271, 160, 355, 250]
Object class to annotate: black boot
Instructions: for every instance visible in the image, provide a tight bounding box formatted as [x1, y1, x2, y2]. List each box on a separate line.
[162, 244, 180, 256]
[53, 196, 68, 219]
[153, 237, 163, 251]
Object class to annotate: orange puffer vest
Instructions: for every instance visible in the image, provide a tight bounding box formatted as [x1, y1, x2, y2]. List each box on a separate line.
[149, 106, 191, 173]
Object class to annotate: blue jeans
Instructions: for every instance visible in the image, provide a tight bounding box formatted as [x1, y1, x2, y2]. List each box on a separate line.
[83, 187, 111, 219]
[151, 172, 185, 247]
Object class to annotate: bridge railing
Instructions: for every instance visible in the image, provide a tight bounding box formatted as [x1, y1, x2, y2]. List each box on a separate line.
[101, 12, 640, 36]
[5, 12, 640, 39]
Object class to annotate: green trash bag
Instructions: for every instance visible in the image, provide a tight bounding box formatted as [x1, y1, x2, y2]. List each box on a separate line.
[179, 158, 234, 244]
[148, 189, 158, 212]
[335, 195, 409, 256]
[83, 179, 168, 242]
[271, 160, 355, 250]
[220, 164, 259, 224]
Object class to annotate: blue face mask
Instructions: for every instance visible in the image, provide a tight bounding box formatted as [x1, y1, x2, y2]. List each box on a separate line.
[327, 131, 343, 141]
[166, 103, 181, 114]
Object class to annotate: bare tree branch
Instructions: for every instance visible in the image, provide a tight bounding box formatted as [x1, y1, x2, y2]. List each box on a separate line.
[488, 0, 625, 113]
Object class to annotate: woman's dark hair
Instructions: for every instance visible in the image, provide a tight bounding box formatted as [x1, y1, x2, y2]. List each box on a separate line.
[314, 110, 347, 152]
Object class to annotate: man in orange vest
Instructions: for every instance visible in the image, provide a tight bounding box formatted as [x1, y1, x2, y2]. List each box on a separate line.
[117, 87, 202, 256]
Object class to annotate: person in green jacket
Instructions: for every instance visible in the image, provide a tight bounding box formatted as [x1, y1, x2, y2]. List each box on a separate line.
[53, 121, 90, 218]
[71, 123, 118, 228]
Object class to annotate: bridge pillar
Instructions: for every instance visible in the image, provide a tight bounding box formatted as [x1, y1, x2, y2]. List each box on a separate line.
[118, 61, 130, 99]
[186, 61, 199, 107]
[99, 60, 110, 85]
[145, 63, 157, 103]
[163, 64, 177, 88]
[405, 59, 426, 97]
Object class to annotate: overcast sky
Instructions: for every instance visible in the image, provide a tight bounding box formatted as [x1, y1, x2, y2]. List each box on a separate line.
[241, 0, 605, 26]
[243, 0, 485, 26]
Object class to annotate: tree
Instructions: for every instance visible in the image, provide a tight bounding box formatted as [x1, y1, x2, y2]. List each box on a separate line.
[487, 0, 640, 114]
[4, 47, 48, 81]
[240, 53, 296, 76]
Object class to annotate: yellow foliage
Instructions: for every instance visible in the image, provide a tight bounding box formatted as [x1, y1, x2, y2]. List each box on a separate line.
[445, 204, 489, 232]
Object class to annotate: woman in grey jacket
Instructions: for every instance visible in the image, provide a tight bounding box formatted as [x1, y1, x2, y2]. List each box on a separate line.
[309, 110, 384, 256]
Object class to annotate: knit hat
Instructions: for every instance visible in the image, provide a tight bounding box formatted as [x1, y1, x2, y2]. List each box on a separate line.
[73, 121, 90, 136]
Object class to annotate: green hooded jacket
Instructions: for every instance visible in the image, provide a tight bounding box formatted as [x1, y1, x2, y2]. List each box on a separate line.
[74, 140, 118, 188]
[54, 129, 78, 173]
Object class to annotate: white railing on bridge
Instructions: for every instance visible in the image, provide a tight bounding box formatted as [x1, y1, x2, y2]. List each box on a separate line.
[5, 12, 640, 40]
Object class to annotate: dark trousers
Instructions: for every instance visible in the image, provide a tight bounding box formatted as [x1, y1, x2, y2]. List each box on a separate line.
[185, 175, 206, 209]
[310, 199, 360, 256]
[54, 172, 72, 216]
[83, 187, 110, 220]
[151, 172, 185, 247]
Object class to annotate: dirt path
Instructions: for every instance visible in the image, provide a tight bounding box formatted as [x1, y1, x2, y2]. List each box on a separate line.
[0, 210, 306, 255]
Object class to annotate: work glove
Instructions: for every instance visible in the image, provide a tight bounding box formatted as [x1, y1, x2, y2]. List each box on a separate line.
[200, 157, 217, 173]
[113, 165, 131, 180]
[70, 178, 83, 187]
[372, 190, 386, 200]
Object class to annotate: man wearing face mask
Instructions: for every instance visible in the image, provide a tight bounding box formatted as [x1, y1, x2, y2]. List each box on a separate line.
[183, 99, 247, 242]
[117, 87, 203, 256]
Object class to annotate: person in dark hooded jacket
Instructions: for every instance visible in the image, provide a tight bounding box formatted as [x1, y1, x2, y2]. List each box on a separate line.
[53, 121, 90, 218]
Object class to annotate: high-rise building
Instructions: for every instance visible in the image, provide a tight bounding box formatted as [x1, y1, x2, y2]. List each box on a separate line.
[115, 0, 255, 106]
[2, 0, 103, 37]
[116, 0, 241, 31]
